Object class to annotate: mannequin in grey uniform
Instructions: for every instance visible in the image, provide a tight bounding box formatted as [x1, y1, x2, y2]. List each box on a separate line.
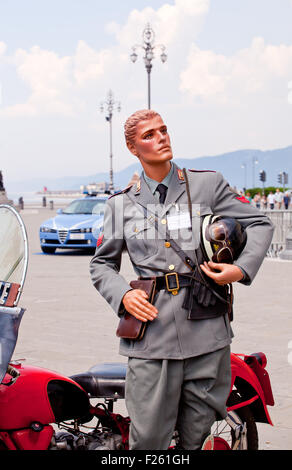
[90, 109, 274, 449]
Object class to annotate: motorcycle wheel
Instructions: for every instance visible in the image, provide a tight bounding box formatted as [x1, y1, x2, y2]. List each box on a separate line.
[211, 391, 258, 450]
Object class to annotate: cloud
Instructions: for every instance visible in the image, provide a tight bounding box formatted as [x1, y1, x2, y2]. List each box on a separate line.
[0, 0, 210, 118]
[73, 40, 112, 86]
[180, 37, 292, 102]
[1, 45, 76, 116]
[2, 0, 291, 118]
[106, 0, 209, 48]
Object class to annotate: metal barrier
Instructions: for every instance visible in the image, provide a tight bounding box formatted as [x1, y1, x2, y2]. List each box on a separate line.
[262, 210, 292, 257]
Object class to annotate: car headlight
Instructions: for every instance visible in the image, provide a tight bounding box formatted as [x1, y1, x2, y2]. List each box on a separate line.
[40, 227, 56, 233]
[74, 228, 92, 233]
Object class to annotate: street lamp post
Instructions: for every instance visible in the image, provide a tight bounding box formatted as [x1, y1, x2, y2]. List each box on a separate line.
[100, 90, 121, 193]
[252, 156, 259, 188]
[241, 163, 247, 192]
[130, 23, 167, 109]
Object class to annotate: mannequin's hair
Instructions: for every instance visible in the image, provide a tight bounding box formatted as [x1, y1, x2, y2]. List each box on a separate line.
[124, 109, 161, 146]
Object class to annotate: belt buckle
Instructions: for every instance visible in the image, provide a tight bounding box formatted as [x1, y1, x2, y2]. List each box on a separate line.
[165, 272, 179, 296]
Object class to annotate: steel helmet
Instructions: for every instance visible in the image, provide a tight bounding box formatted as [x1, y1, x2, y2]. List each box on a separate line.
[201, 214, 247, 264]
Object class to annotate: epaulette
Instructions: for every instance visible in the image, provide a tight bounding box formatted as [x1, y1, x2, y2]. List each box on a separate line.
[188, 169, 216, 173]
[108, 185, 133, 199]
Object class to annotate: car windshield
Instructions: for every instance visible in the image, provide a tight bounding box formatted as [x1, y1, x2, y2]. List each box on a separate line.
[62, 199, 106, 215]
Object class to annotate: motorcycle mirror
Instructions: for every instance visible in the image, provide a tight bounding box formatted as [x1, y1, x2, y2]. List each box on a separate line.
[0, 204, 28, 306]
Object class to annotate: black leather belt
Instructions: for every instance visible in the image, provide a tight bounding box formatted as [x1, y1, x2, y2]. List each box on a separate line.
[141, 272, 193, 296]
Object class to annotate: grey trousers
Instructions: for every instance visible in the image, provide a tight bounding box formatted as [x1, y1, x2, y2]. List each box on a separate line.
[125, 345, 231, 450]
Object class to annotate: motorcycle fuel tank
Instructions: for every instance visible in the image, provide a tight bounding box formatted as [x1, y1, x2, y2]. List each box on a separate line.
[0, 363, 90, 430]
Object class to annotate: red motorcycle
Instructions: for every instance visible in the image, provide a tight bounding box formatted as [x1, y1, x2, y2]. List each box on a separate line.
[0, 204, 274, 451]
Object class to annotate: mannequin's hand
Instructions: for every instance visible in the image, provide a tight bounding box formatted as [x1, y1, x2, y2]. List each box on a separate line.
[122, 289, 158, 322]
[200, 261, 244, 285]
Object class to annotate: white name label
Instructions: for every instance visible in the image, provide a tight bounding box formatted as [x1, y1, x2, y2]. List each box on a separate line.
[167, 212, 191, 230]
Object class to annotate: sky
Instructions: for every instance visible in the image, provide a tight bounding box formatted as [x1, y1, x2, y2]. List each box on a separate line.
[1, 0, 292, 188]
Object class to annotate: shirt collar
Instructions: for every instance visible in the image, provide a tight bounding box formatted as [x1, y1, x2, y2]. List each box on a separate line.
[142, 162, 174, 195]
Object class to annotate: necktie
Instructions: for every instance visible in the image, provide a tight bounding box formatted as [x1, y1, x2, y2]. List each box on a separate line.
[156, 183, 168, 204]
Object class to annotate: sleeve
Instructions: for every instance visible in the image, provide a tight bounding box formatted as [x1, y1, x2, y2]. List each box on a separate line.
[211, 172, 275, 285]
[89, 196, 132, 315]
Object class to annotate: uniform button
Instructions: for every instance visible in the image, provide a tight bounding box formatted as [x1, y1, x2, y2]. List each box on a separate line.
[161, 219, 167, 225]
[165, 242, 171, 248]
[168, 264, 175, 270]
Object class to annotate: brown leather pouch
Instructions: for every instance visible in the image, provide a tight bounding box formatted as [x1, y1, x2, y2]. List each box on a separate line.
[116, 279, 156, 341]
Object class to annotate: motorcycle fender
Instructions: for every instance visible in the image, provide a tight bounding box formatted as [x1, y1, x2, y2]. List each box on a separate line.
[229, 354, 273, 425]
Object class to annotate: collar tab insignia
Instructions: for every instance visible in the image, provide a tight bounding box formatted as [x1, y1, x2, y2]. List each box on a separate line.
[177, 169, 185, 181]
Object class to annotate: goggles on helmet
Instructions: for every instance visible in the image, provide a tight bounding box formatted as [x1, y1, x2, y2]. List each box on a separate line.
[201, 215, 247, 264]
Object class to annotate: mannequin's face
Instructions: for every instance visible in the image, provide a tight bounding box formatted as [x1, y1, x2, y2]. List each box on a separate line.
[127, 115, 173, 167]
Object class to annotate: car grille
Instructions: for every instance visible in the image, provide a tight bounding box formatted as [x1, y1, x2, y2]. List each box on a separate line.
[58, 229, 68, 243]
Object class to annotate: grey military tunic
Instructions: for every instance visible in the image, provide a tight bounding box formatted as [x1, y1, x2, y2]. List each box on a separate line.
[90, 162, 274, 360]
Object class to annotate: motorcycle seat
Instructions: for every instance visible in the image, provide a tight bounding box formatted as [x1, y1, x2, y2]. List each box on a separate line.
[70, 362, 127, 399]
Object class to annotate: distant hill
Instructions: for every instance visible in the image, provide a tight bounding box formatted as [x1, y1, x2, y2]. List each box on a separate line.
[5, 145, 292, 193]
